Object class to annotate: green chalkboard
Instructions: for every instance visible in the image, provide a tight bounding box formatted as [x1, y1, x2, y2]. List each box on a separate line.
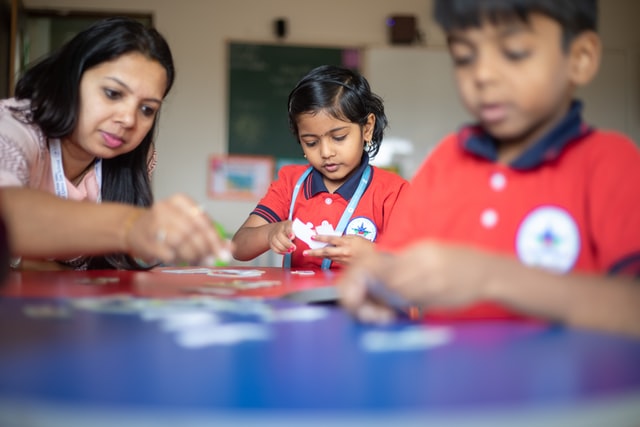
[227, 42, 361, 159]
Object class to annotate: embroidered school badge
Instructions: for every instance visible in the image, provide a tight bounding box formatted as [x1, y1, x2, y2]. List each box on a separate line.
[515, 206, 580, 273]
[345, 217, 377, 242]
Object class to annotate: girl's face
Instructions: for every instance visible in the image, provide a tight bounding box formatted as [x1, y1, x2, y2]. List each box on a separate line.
[63, 52, 167, 162]
[296, 109, 374, 193]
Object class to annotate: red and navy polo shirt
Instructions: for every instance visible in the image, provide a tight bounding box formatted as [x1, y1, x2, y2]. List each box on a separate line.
[380, 100, 640, 319]
[252, 154, 409, 269]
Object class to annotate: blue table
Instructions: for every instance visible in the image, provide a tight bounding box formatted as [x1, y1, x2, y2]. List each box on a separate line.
[1, 271, 639, 426]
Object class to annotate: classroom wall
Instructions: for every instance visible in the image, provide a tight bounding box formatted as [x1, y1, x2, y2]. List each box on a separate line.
[20, 0, 436, 238]
[20, 0, 640, 265]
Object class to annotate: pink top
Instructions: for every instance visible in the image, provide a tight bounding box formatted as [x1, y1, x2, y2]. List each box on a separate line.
[0, 98, 100, 201]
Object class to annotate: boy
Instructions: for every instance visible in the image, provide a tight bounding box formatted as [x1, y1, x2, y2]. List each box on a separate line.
[337, 0, 640, 336]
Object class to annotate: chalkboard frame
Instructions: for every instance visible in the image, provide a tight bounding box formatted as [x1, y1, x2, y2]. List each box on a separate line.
[226, 41, 362, 160]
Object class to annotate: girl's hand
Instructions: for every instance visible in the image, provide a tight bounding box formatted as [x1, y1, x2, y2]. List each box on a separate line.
[303, 234, 374, 266]
[267, 220, 296, 255]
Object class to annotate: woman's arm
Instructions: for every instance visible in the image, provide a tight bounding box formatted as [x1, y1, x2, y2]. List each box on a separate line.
[2, 187, 135, 257]
[0, 187, 231, 266]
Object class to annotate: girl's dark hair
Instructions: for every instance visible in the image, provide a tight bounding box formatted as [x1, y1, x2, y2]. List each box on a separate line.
[287, 65, 387, 158]
[13, 16, 175, 270]
[434, 0, 598, 50]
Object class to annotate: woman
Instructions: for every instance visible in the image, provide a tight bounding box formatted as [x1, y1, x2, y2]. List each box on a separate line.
[0, 17, 230, 270]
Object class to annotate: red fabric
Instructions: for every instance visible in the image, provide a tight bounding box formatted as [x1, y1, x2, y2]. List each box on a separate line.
[379, 129, 640, 320]
[254, 164, 408, 269]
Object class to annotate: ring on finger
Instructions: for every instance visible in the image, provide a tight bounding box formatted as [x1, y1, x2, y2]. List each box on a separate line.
[156, 229, 167, 243]
[190, 205, 205, 217]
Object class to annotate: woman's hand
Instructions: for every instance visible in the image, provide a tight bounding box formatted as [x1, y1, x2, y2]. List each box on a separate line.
[124, 193, 232, 266]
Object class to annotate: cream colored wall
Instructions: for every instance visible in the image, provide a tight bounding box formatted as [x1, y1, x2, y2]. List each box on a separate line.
[20, 0, 640, 264]
[21, 0, 439, 242]
[597, 0, 640, 145]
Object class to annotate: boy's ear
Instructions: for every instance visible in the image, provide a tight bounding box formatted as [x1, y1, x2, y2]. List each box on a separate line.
[569, 31, 602, 86]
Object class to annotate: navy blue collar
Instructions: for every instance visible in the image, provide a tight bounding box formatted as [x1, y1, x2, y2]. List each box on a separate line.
[306, 153, 370, 200]
[460, 100, 592, 170]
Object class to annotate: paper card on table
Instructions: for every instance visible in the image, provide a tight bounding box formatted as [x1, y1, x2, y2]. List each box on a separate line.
[269, 306, 328, 322]
[198, 280, 281, 290]
[175, 323, 270, 348]
[290, 270, 315, 276]
[228, 280, 281, 289]
[183, 287, 238, 296]
[360, 326, 453, 353]
[23, 304, 72, 319]
[157, 310, 220, 332]
[162, 268, 214, 275]
[206, 269, 265, 278]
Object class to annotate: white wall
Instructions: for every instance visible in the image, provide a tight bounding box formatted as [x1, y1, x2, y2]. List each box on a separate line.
[597, 0, 640, 145]
[21, 0, 438, 238]
[20, 0, 640, 262]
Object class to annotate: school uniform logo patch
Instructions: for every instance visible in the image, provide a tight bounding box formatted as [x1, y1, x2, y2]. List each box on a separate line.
[345, 217, 377, 242]
[515, 206, 580, 274]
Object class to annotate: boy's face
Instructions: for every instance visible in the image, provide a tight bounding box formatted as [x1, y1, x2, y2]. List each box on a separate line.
[446, 13, 576, 150]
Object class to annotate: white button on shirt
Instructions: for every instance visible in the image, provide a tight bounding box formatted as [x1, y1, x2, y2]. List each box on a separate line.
[481, 209, 498, 228]
[490, 172, 507, 191]
[481, 173, 506, 229]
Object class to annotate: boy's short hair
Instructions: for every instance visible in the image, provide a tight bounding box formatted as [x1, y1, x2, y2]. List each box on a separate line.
[434, 0, 598, 50]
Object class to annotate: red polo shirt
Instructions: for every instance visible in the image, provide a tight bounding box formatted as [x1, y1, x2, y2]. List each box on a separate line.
[252, 155, 409, 269]
[380, 101, 640, 319]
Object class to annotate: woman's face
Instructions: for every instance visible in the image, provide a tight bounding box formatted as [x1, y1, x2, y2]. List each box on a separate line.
[64, 52, 167, 161]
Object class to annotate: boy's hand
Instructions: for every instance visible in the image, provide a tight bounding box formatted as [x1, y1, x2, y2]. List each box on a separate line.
[303, 234, 374, 266]
[337, 251, 399, 324]
[379, 241, 491, 308]
[337, 241, 494, 323]
[267, 220, 296, 255]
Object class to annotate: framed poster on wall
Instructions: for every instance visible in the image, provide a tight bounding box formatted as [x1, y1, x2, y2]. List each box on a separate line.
[208, 155, 274, 200]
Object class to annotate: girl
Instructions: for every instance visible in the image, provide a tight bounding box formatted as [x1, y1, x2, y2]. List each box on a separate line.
[0, 17, 230, 270]
[232, 65, 408, 269]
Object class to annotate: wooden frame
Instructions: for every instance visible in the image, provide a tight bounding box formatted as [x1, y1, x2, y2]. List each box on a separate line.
[1, 0, 22, 97]
[208, 155, 274, 200]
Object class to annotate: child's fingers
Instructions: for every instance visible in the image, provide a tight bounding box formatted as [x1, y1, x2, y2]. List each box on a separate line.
[271, 232, 296, 254]
[310, 234, 341, 244]
[303, 246, 339, 259]
[303, 247, 355, 266]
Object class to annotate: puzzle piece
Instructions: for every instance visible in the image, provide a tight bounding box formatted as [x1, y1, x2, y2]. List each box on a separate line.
[292, 218, 340, 249]
[292, 218, 325, 249]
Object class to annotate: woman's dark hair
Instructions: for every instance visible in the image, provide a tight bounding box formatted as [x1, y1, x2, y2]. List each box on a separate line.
[434, 0, 598, 50]
[13, 16, 175, 270]
[287, 65, 387, 158]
